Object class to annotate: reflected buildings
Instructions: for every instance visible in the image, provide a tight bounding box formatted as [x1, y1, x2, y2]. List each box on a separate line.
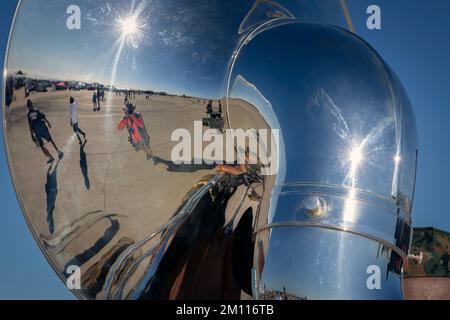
[3, 1, 418, 299]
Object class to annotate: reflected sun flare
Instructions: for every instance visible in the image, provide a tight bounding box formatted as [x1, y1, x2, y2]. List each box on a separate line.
[116, 11, 147, 49]
[120, 16, 138, 36]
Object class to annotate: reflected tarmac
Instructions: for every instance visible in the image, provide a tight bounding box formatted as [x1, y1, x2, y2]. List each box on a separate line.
[6, 91, 266, 300]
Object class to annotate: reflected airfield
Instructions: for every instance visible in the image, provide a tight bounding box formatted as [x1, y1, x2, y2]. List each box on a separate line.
[7, 91, 214, 238]
[4, 0, 421, 301]
[5, 88, 273, 299]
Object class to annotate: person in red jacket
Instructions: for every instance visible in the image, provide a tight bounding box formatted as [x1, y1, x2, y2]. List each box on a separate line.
[118, 103, 154, 160]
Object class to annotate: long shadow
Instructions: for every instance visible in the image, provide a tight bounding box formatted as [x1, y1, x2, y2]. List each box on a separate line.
[82, 237, 135, 298]
[63, 216, 120, 277]
[45, 159, 60, 234]
[153, 156, 216, 173]
[80, 141, 90, 190]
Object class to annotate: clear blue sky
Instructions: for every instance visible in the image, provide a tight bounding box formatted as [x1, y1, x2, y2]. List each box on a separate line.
[1, 0, 449, 299]
[346, 0, 450, 231]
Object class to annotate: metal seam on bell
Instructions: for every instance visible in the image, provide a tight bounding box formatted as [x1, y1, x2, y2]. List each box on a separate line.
[273, 182, 400, 205]
[271, 183, 411, 224]
[254, 222, 408, 260]
[273, 190, 410, 225]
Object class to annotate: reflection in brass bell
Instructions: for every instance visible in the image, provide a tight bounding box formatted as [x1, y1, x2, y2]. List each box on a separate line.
[3, 1, 417, 300]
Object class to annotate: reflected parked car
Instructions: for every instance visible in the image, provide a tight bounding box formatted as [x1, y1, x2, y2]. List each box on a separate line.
[55, 82, 68, 90]
[35, 80, 51, 92]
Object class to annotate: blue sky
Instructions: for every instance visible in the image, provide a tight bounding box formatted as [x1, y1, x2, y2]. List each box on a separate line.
[1, 0, 449, 299]
[347, 0, 450, 231]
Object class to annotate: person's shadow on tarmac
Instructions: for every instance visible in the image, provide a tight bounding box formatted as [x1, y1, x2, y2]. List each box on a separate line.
[45, 158, 60, 234]
[80, 141, 90, 190]
[63, 216, 120, 278]
[152, 156, 216, 173]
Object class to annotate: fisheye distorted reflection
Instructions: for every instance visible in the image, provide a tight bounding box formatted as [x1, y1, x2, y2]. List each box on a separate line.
[3, 0, 418, 300]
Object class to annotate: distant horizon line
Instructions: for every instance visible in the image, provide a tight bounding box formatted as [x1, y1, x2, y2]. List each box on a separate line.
[7, 67, 194, 96]
[6, 67, 228, 100]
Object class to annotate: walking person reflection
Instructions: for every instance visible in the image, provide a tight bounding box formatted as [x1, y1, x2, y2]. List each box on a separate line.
[27, 99, 63, 163]
[97, 88, 102, 111]
[92, 92, 98, 112]
[118, 103, 154, 161]
[69, 97, 87, 145]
